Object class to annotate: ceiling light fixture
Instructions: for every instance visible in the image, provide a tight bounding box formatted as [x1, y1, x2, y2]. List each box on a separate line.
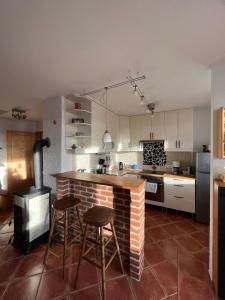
[102, 87, 112, 145]
[12, 107, 27, 120]
[140, 95, 145, 105]
[133, 85, 139, 97]
[146, 103, 156, 117]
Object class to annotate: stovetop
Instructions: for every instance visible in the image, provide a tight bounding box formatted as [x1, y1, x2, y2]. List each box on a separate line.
[141, 170, 165, 175]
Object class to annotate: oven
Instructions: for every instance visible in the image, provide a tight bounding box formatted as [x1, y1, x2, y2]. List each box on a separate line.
[141, 175, 164, 203]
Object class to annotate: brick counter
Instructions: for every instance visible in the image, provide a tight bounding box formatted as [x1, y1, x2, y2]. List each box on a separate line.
[56, 173, 145, 281]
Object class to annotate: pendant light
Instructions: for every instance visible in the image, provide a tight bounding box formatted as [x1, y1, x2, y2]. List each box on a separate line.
[103, 87, 112, 144]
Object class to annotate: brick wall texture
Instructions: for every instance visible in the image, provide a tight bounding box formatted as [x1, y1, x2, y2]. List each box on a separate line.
[56, 178, 145, 281]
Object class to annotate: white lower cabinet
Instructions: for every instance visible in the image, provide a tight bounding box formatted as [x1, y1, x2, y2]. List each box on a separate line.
[164, 177, 195, 213]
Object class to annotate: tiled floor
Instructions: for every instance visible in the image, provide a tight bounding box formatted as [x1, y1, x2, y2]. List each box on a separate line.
[0, 205, 216, 300]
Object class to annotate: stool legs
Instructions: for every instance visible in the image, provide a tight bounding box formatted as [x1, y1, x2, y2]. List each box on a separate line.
[44, 209, 56, 265]
[74, 224, 88, 288]
[76, 207, 83, 235]
[100, 226, 106, 300]
[75, 222, 124, 300]
[110, 221, 125, 275]
[44, 204, 83, 279]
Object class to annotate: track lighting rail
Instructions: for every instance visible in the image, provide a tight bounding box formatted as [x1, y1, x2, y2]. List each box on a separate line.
[78, 75, 146, 97]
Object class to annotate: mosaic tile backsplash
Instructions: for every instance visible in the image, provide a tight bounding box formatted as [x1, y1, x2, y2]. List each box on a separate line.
[143, 141, 167, 166]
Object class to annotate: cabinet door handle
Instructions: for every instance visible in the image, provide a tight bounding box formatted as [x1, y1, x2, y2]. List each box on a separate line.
[174, 184, 184, 187]
[174, 196, 184, 199]
[176, 140, 177, 148]
[178, 140, 181, 148]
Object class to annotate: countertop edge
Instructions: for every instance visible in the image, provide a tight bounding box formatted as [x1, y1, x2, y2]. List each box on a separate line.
[53, 172, 145, 190]
[126, 170, 195, 180]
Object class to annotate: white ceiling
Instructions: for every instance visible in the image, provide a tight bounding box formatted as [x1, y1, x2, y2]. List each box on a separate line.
[0, 0, 225, 120]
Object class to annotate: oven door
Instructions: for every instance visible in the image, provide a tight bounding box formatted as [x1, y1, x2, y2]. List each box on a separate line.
[143, 177, 164, 203]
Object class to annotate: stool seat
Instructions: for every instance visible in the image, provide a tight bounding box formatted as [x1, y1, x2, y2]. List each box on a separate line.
[84, 206, 115, 227]
[54, 196, 81, 211]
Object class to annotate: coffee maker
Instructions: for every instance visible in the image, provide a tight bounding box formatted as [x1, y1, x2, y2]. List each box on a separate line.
[172, 161, 181, 175]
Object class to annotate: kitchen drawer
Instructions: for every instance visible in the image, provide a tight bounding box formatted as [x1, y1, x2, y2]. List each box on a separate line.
[164, 193, 195, 213]
[164, 178, 195, 197]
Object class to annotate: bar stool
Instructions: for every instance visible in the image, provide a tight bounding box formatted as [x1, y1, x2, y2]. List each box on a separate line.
[74, 206, 124, 300]
[44, 195, 83, 277]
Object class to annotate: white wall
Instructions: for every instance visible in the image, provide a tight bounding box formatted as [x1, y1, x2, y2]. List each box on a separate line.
[193, 106, 211, 152]
[0, 117, 42, 190]
[43, 96, 72, 192]
[210, 57, 225, 280]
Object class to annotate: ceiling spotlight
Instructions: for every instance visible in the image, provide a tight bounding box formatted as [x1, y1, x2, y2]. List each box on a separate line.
[133, 85, 139, 97]
[146, 103, 155, 116]
[140, 96, 145, 105]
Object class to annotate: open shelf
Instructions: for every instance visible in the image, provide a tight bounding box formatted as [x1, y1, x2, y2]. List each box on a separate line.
[64, 96, 92, 152]
[67, 123, 92, 126]
[67, 108, 91, 114]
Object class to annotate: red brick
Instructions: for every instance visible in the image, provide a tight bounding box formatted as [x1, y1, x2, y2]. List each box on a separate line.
[93, 184, 107, 190]
[100, 190, 113, 197]
[81, 192, 92, 197]
[92, 194, 107, 201]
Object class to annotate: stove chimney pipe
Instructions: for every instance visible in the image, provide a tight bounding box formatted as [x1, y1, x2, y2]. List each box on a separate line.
[33, 138, 50, 190]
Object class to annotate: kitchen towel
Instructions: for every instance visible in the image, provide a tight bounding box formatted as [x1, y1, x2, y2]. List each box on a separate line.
[143, 140, 167, 166]
[145, 182, 158, 193]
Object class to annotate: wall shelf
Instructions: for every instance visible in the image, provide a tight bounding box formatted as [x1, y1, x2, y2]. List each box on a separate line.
[66, 108, 92, 114]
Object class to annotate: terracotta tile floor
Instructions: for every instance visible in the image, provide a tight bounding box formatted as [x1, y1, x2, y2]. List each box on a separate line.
[0, 206, 217, 300]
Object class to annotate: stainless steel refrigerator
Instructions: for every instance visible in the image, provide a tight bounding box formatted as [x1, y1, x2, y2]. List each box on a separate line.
[196, 152, 210, 224]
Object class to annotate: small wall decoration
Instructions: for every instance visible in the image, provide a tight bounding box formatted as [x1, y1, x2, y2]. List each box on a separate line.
[143, 140, 167, 166]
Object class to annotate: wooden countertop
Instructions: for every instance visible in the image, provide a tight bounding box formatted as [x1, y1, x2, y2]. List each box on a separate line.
[54, 171, 145, 190]
[126, 169, 195, 180]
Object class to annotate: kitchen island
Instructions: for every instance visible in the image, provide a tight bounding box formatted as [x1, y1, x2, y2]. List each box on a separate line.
[54, 171, 145, 281]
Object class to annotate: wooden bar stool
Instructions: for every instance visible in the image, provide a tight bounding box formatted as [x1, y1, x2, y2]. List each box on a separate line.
[44, 195, 83, 277]
[74, 206, 124, 300]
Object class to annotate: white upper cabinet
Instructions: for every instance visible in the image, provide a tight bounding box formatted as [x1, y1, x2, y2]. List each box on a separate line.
[90, 101, 193, 153]
[118, 116, 130, 151]
[108, 111, 119, 150]
[91, 102, 106, 153]
[165, 108, 193, 151]
[130, 115, 151, 149]
[178, 108, 193, 151]
[92, 103, 120, 152]
[151, 112, 165, 140]
[164, 110, 178, 150]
